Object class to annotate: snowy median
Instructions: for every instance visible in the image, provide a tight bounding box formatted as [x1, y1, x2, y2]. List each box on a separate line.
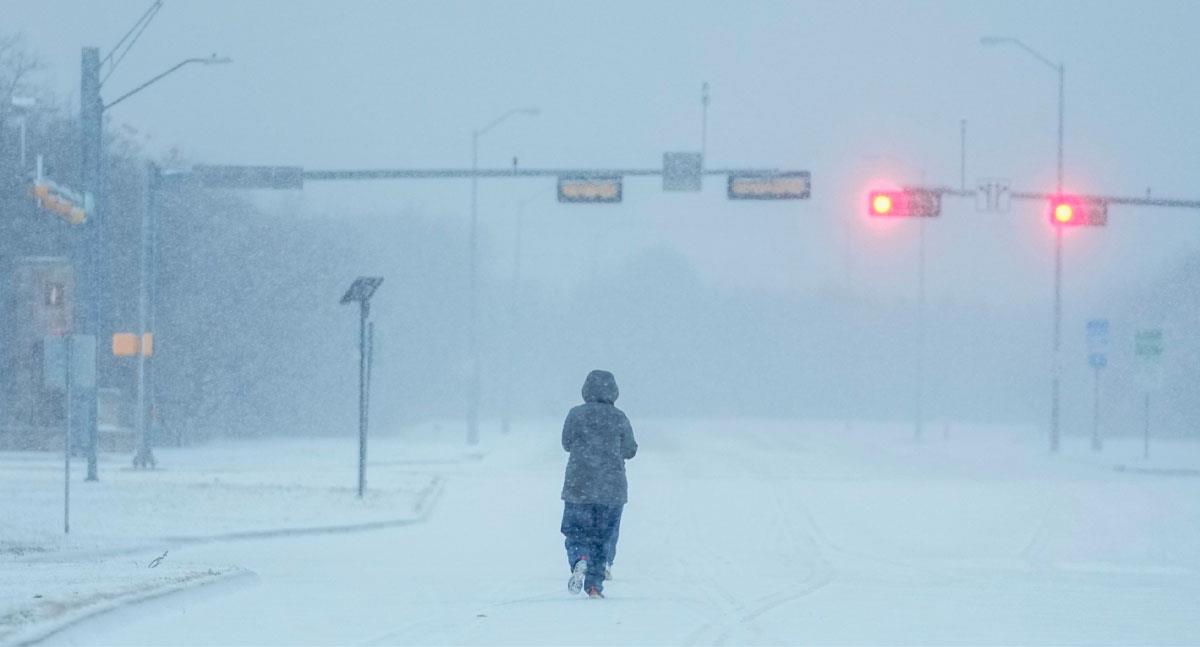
[0, 434, 451, 645]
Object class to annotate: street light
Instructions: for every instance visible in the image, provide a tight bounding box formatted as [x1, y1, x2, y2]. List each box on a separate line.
[981, 35, 1066, 453]
[79, 47, 231, 478]
[467, 107, 538, 446]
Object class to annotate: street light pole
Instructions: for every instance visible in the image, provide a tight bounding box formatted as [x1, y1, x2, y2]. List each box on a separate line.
[467, 107, 538, 446]
[79, 48, 230, 477]
[982, 36, 1065, 453]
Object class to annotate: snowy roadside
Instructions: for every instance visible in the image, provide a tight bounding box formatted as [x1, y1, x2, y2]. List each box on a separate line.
[0, 431, 460, 646]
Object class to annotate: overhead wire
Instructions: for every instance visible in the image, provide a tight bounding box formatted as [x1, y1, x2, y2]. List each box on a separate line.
[101, 0, 164, 87]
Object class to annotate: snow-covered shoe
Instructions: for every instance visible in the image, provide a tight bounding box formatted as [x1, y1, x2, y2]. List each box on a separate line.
[568, 558, 588, 594]
[587, 586, 605, 599]
[604, 563, 612, 581]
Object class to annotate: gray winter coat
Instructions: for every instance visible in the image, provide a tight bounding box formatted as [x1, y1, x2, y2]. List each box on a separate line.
[560, 370, 638, 505]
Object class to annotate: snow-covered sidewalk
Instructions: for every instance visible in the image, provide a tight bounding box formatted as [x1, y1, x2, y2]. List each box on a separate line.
[0, 432, 452, 645]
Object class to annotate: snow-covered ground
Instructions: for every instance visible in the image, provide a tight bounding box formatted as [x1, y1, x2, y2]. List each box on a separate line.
[0, 434, 444, 645]
[10, 420, 1200, 645]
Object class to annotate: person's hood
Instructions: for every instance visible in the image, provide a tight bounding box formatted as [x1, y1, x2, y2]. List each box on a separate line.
[581, 370, 619, 404]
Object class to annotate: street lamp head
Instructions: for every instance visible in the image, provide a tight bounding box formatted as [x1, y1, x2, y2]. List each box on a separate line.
[518, 107, 540, 116]
[203, 54, 233, 65]
[980, 36, 1010, 46]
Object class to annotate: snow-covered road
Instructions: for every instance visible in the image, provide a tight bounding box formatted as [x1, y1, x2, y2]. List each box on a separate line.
[40, 422, 1200, 645]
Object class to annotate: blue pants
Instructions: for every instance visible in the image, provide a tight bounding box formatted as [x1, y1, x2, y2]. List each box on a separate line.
[561, 502, 623, 593]
[603, 507, 622, 565]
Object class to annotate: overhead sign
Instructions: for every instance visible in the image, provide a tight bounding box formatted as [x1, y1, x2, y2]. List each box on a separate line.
[1086, 319, 1109, 369]
[557, 176, 622, 203]
[975, 178, 1011, 213]
[194, 165, 304, 190]
[30, 180, 87, 225]
[727, 172, 811, 200]
[663, 152, 702, 192]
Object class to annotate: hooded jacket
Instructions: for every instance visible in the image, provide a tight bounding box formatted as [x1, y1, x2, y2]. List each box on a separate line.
[560, 370, 638, 505]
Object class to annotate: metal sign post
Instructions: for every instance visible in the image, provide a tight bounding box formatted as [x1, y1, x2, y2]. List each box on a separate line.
[1135, 329, 1164, 460]
[340, 277, 383, 498]
[64, 336, 72, 534]
[46, 334, 94, 533]
[1086, 319, 1109, 452]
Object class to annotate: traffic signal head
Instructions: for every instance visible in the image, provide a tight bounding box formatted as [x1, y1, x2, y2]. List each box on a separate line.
[868, 188, 940, 217]
[1049, 195, 1107, 227]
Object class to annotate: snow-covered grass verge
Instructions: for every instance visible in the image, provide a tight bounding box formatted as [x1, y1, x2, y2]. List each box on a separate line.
[0, 561, 247, 647]
[0, 432, 455, 645]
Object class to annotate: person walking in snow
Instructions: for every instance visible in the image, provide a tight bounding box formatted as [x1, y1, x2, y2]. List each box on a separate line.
[561, 369, 637, 599]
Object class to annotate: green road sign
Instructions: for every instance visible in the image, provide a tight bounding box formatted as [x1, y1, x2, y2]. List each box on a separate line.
[1135, 329, 1164, 358]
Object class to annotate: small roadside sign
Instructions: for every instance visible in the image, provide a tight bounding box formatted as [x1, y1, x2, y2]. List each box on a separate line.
[1135, 328, 1164, 392]
[1135, 329, 1163, 357]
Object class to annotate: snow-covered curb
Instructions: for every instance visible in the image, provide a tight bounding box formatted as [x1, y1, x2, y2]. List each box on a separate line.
[159, 474, 445, 545]
[2, 567, 252, 647]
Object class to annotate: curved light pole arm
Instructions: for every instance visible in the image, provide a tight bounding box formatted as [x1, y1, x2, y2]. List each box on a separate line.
[476, 107, 539, 139]
[104, 55, 231, 111]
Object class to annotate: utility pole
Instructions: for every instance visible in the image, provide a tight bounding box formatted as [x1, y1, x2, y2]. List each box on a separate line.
[80, 47, 102, 482]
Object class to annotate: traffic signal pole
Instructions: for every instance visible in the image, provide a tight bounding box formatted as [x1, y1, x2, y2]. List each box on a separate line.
[80, 47, 102, 481]
[1050, 62, 1065, 454]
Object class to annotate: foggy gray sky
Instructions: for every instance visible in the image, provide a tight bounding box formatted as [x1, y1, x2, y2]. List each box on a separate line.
[8, 0, 1200, 312]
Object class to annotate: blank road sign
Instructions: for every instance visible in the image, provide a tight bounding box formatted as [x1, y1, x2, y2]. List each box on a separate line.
[663, 152, 702, 192]
[557, 176, 622, 203]
[727, 172, 811, 200]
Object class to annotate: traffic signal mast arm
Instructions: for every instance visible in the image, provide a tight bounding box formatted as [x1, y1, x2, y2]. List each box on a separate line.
[900, 185, 1200, 211]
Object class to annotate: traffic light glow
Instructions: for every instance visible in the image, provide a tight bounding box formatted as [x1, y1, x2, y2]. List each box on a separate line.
[1054, 202, 1074, 223]
[872, 193, 893, 215]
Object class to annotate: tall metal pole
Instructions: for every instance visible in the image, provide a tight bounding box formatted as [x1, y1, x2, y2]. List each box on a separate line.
[18, 115, 27, 171]
[1050, 63, 1065, 453]
[81, 47, 103, 481]
[64, 335, 72, 534]
[1090, 365, 1102, 452]
[467, 130, 481, 446]
[915, 216, 926, 441]
[959, 118, 967, 191]
[133, 162, 156, 468]
[358, 300, 369, 497]
[1143, 392, 1151, 460]
[701, 82, 710, 167]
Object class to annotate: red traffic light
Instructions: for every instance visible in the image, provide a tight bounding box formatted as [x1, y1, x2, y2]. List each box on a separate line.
[868, 189, 940, 217]
[1049, 195, 1108, 227]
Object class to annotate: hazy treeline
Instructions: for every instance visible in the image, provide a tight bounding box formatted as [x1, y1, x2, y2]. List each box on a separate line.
[2, 31, 1196, 443]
